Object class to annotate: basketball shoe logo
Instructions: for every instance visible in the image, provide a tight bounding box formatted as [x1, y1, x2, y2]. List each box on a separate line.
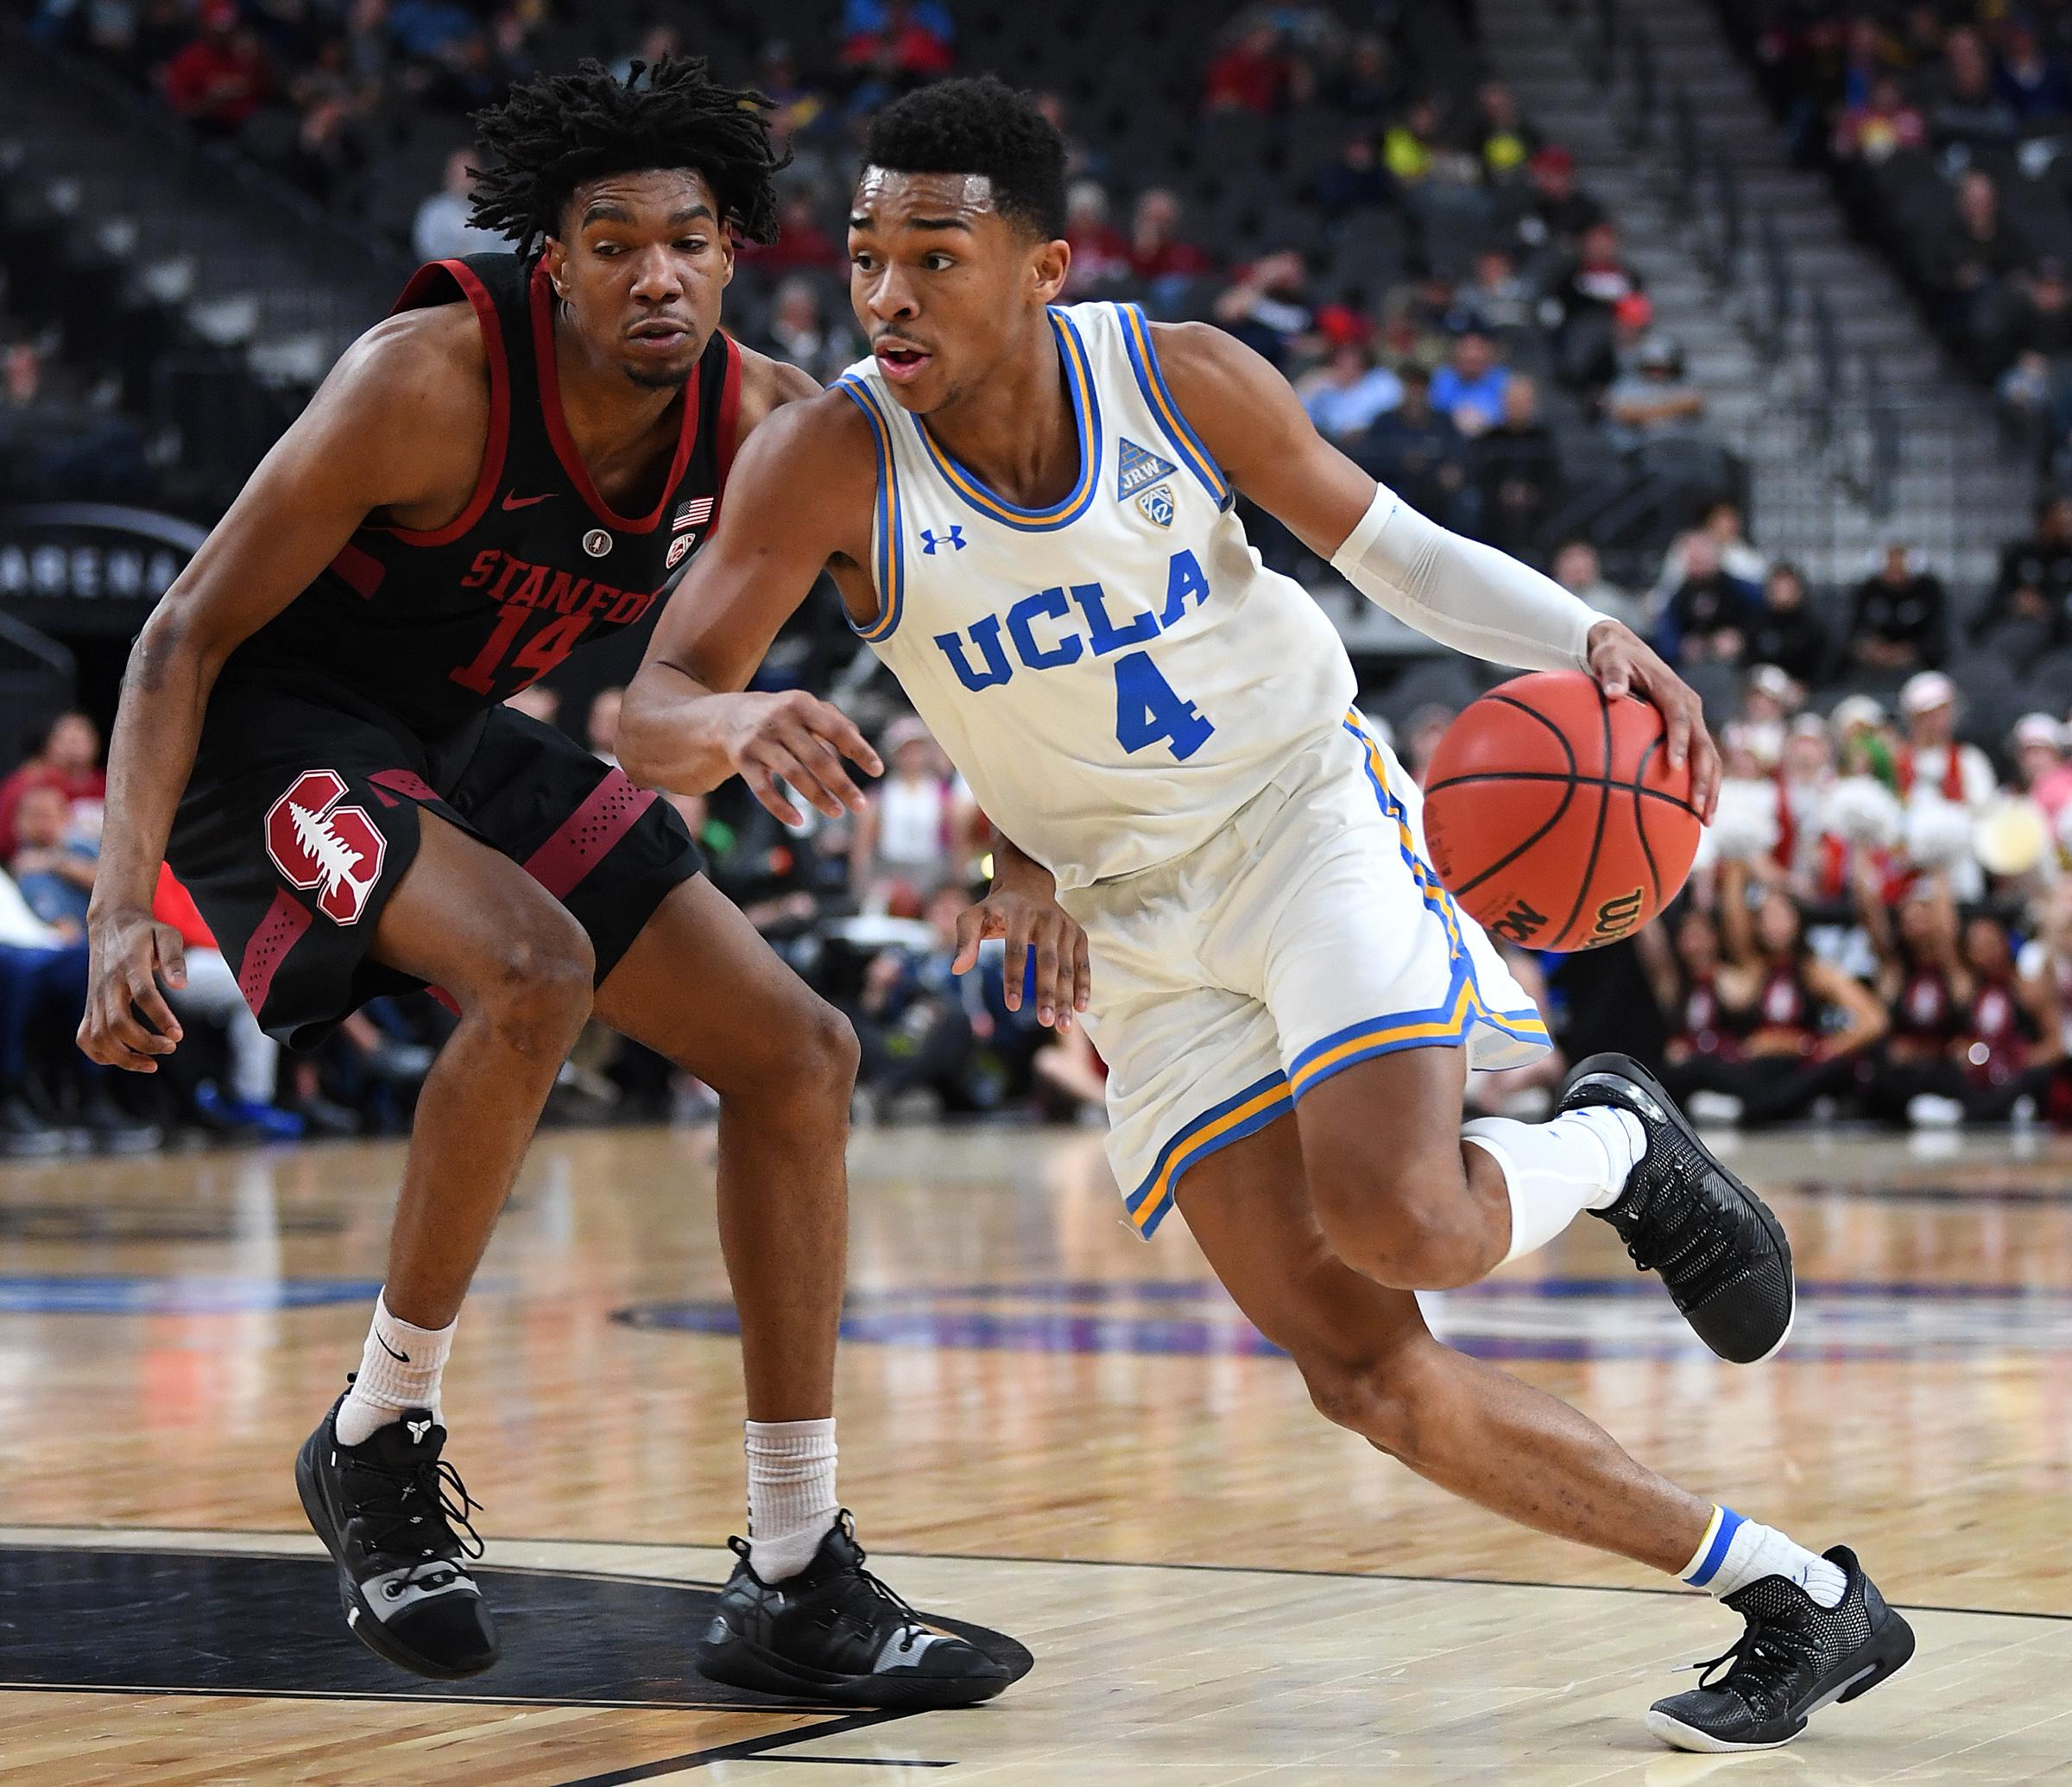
[264, 770, 387, 925]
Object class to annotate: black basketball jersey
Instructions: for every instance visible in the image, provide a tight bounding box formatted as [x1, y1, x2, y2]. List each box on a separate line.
[219, 252, 740, 735]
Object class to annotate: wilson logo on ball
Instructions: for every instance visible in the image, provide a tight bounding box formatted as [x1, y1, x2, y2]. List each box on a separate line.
[263, 769, 386, 925]
[1590, 887, 1646, 942]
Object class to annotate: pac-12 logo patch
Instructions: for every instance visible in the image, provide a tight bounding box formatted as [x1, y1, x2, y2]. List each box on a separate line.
[1135, 484, 1175, 528]
[1116, 436, 1178, 502]
[264, 770, 386, 925]
[666, 531, 697, 569]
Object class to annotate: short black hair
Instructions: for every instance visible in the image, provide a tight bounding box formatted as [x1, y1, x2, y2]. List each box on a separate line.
[469, 56, 786, 261]
[862, 76, 1068, 240]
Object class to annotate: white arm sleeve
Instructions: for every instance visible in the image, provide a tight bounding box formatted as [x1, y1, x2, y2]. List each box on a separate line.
[1329, 484, 1601, 672]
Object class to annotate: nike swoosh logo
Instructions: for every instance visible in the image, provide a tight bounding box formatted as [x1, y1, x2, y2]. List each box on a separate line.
[377, 1336, 411, 1362]
[501, 490, 553, 510]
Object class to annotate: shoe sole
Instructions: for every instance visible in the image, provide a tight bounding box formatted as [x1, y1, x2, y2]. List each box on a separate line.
[696, 1630, 1011, 1709]
[1565, 1052, 1796, 1364]
[294, 1426, 499, 1681]
[1645, 1605, 1917, 1753]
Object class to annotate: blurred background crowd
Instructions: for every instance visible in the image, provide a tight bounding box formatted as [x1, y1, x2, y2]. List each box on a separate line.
[6, 0, 2072, 1152]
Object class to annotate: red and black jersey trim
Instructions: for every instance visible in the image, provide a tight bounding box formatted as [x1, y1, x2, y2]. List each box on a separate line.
[379, 259, 512, 547]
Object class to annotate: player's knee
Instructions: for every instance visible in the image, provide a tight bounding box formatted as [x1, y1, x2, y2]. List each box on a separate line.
[796, 996, 861, 1097]
[707, 992, 858, 1105]
[475, 917, 594, 1055]
[1308, 1135, 1483, 1291]
[1296, 1336, 1444, 1465]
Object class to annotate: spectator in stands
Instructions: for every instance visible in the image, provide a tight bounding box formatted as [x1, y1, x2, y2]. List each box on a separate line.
[763, 275, 852, 385]
[1832, 74, 1928, 163]
[1355, 363, 1466, 525]
[1381, 95, 1445, 184]
[1895, 670, 1996, 813]
[840, 0, 955, 86]
[1328, 31, 1400, 117]
[2013, 714, 2072, 824]
[0, 864, 155, 1153]
[1550, 221, 1645, 388]
[0, 712, 105, 863]
[154, 863, 293, 1136]
[749, 193, 843, 274]
[1977, 492, 2072, 648]
[1203, 19, 1289, 114]
[1849, 544, 1948, 672]
[1473, 81, 1536, 183]
[1653, 500, 1768, 597]
[161, 0, 271, 136]
[851, 717, 973, 912]
[1660, 533, 1756, 666]
[1429, 329, 1511, 436]
[1744, 562, 1830, 688]
[1516, 144, 1604, 255]
[1553, 538, 1646, 631]
[1604, 333, 1708, 445]
[9, 785, 96, 941]
[1211, 250, 1317, 368]
[1312, 130, 1395, 220]
[1737, 665, 1798, 772]
[586, 687, 622, 767]
[1298, 343, 1402, 441]
[1062, 180, 1130, 297]
[413, 147, 502, 263]
[1994, 21, 2072, 120]
[2001, 258, 2072, 364]
[1925, 26, 2018, 149]
[1469, 375, 1559, 555]
[1930, 170, 2025, 353]
[1463, 247, 1532, 336]
[1127, 189, 1213, 297]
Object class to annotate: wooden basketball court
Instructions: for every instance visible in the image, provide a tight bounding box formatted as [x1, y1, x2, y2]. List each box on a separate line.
[3, 1121, 2070, 1782]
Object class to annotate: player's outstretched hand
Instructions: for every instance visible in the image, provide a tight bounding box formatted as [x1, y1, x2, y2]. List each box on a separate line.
[951, 860, 1091, 1032]
[1584, 618, 1721, 823]
[718, 691, 883, 825]
[79, 906, 186, 1073]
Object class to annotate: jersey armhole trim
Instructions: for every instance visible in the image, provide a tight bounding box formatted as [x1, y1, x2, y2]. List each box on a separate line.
[383, 258, 510, 547]
[709, 332, 744, 530]
[1119, 304, 1231, 507]
[836, 376, 905, 642]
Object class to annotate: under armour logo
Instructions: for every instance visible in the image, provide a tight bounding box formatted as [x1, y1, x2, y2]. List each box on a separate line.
[919, 526, 966, 554]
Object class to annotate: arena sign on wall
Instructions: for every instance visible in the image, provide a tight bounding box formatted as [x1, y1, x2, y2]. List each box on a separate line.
[0, 504, 207, 635]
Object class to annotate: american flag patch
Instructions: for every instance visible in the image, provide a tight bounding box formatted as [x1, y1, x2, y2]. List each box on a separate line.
[673, 496, 713, 533]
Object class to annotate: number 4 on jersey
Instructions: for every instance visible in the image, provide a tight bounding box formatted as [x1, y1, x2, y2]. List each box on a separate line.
[1113, 650, 1214, 761]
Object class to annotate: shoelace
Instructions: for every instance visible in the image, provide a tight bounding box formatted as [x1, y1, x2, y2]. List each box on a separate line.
[1619, 1140, 1750, 1304]
[351, 1455, 485, 1592]
[1686, 1614, 1822, 1720]
[843, 1525, 928, 1656]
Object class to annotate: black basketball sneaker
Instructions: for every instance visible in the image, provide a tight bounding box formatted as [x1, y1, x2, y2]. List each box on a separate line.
[696, 1513, 1012, 1708]
[294, 1383, 499, 1678]
[1557, 1052, 1795, 1363]
[1648, 1547, 1916, 1751]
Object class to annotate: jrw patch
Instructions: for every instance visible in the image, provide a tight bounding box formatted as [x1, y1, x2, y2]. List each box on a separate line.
[1117, 437, 1178, 502]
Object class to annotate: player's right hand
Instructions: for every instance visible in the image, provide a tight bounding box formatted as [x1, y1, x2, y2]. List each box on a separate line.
[952, 875, 1092, 1032]
[717, 691, 883, 825]
[79, 906, 187, 1072]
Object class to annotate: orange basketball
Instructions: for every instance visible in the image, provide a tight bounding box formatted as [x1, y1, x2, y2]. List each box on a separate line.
[1421, 670, 1701, 953]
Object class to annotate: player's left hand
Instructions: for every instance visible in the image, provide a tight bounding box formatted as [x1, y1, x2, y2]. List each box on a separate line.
[951, 868, 1091, 1032]
[1584, 618, 1721, 823]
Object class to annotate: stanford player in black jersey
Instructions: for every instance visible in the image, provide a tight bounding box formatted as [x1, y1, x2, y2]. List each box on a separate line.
[77, 60, 1005, 1708]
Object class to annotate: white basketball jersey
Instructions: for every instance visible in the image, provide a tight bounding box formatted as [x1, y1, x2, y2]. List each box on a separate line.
[836, 302, 1355, 891]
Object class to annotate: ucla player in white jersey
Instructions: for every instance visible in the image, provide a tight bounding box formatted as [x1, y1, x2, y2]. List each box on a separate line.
[622, 79, 1912, 1751]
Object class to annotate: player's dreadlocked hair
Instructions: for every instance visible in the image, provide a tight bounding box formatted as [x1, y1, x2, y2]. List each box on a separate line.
[467, 56, 786, 262]
[862, 76, 1068, 240]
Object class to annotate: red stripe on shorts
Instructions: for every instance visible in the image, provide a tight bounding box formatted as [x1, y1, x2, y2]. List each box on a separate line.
[237, 888, 313, 1017]
[521, 767, 656, 900]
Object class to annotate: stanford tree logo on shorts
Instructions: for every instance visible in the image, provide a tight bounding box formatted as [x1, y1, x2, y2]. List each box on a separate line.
[263, 769, 386, 925]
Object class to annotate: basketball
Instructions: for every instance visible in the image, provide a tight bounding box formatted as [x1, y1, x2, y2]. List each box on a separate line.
[1421, 670, 1702, 953]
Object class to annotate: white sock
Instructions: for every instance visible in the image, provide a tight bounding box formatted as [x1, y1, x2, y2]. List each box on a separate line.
[1679, 1506, 1846, 1608]
[1463, 1107, 1646, 1266]
[745, 1418, 839, 1582]
[334, 1291, 455, 1446]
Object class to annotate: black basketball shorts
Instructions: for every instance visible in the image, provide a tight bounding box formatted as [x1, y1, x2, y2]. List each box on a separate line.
[166, 685, 703, 1049]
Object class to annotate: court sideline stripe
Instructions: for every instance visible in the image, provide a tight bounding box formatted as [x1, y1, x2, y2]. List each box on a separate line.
[4, 1528, 2065, 1625]
[549, 1710, 923, 1784]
